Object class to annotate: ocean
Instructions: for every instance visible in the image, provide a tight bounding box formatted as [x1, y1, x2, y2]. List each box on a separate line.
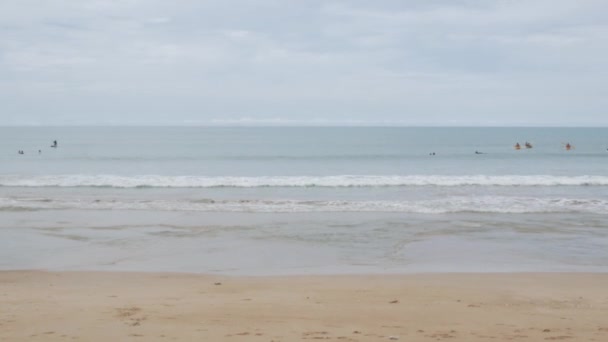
[1, 127, 607, 274]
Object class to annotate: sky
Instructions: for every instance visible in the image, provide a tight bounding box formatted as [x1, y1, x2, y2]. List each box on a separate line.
[1, 0, 607, 126]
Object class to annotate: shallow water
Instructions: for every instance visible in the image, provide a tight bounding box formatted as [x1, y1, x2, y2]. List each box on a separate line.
[1, 127, 607, 274]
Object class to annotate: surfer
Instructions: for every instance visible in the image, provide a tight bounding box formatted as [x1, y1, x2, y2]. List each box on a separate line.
[51, 140, 58, 148]
[525, 142, 532, 149]
[475, 150, 483, 154]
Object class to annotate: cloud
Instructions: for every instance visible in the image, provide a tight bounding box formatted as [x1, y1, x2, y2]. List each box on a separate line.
[1, 0, 607, 125]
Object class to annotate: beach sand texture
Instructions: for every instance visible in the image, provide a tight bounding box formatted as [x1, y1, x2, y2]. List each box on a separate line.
[1, 272, 607, 341]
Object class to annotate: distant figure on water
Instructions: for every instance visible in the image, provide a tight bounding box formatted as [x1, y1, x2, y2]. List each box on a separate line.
[514, 142, 521, 150]
[525, 142, 533, 149]
[429, 152, 436, 156]
[51, 140, 58, 148]
[18, 150, 24, 155]
[565, 142, 573, 151]
[475, 150, 484, 154]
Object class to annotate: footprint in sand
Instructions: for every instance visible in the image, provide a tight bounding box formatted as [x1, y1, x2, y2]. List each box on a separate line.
[302, 331, 331, 340]
[115, 306, 147, 327]
[426, 331, 457, 339]
[544, 337, 573, 340]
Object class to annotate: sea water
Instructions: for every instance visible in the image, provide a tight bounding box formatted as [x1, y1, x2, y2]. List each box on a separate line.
[1, 127, 607, 274]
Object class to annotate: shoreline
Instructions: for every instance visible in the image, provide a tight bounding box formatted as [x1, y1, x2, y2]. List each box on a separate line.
[2, 271, 607, 341]
[4, 209, 607, 276]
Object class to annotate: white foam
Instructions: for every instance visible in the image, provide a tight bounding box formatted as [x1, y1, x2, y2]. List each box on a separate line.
[1, 174, 608, 188]
[1, 196, 607, 214]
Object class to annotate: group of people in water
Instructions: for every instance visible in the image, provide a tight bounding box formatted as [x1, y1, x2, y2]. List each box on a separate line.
[17, 140, 57, 155]
[430, 142, 584, 156]
[514, 142, 575, 151]
[514, 142, 534, 150]
[13, 139, 604, 157]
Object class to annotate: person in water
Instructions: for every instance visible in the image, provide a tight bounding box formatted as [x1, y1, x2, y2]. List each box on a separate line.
[52, 140, 58, 148]
[514, 142, 521, 150]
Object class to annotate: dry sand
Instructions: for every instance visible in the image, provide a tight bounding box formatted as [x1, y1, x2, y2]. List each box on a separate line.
[1, 271, 607, 341]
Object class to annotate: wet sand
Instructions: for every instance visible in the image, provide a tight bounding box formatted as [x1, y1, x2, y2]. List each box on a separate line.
[1, 271, 607, 341]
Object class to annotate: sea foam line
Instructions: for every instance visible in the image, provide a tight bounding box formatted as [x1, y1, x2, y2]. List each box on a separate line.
[1, 175, 608, 188]
[1, 196, 607, 214]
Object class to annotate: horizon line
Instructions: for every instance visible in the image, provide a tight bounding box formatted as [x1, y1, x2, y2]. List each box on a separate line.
[1, 124, 607, 128]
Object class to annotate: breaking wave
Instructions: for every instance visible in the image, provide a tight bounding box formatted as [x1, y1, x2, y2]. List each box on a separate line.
[1, 174, 608, 188]
[1, 196, 607, 214]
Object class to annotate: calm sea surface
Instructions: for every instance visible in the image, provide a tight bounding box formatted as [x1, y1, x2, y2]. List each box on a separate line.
[1, 127, 607, 274]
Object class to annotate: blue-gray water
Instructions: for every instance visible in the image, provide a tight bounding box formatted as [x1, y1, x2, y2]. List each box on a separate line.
[1, 127, 607, 274]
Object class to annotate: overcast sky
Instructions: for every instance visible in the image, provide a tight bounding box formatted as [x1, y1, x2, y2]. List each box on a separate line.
[1, 0, 607, 126]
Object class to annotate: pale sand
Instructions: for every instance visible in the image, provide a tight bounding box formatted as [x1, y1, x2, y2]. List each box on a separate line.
[1, 272, 607, 341]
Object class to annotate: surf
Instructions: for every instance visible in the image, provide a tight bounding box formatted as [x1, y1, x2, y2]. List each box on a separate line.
[1, 174, 608, 188]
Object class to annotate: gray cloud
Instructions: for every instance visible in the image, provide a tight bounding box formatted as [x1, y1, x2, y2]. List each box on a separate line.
[1, 0, 607, 126]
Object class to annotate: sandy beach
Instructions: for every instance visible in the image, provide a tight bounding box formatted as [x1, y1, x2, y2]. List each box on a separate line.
[1, 272, 607, 341]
